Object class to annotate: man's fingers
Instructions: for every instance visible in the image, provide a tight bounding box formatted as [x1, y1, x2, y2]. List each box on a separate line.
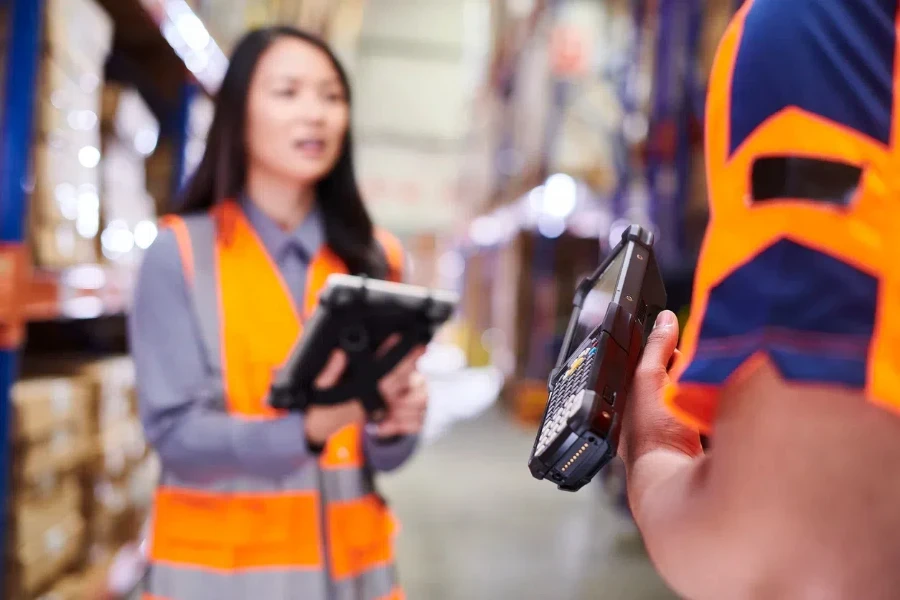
[637, 311, 680, 384]
[668, 348, 683, 372]
[314, 350, 348, 389]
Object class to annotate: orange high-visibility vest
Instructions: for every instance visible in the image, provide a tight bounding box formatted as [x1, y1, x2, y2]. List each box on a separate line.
[144, 200, 406, 600]
[666, 0, 900, 432]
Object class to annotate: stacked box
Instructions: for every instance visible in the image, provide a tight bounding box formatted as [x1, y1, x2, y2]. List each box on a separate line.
[99, 84, 160, 266]
[30, 0, 113, 269]
[44, 0, 112, 74]
[7, 376, 94, 599]
[87, 452, 158, 561]
[23, 356, 155, 563]
[76, 358, 154, 558]
[34, 558, 111, 600]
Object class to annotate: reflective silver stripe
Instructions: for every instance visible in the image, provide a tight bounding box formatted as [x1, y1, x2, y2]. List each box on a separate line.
[180, 214, 222, 379]
[147, 562, 327, 600]
[321, 467, 375, 503]
[333, 565, 398, 600]
[158, 462, 377, 498]
[159, 462, 319, 493]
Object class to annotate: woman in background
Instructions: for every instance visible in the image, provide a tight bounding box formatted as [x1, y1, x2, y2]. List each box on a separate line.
[129, 27, 427, 600]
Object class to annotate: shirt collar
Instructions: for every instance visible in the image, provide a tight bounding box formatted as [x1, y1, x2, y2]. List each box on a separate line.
[241, 197, 325, 263]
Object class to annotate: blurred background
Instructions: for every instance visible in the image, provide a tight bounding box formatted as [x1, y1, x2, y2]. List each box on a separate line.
[0, 0, 737, 598]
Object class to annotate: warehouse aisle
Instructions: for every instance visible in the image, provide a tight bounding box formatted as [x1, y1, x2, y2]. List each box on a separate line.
[380, 408, 678, 600]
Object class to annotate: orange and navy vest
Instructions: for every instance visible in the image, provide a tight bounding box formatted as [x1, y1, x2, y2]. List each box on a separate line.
[667, 0, 900, 432]
[145, 200, 406, 600]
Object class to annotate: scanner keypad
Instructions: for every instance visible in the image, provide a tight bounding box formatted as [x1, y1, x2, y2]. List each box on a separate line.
[535, 340, 598, 457]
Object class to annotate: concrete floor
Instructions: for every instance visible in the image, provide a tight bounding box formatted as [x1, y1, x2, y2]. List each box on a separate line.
[380, 408, 679, 600]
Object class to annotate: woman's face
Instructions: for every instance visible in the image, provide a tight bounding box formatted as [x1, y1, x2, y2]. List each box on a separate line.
[245, 37, 350, 185]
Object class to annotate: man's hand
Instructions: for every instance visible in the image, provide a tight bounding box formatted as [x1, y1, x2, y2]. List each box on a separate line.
[618, 311, 714, 598]
[620, 310, 702, 467]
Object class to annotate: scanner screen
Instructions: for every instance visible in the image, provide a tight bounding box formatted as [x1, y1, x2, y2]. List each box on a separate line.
[569, 250, 626, 354]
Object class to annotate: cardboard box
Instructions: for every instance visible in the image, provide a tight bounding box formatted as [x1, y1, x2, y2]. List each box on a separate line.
[111, 88, 158, 151]
[87, 453, 157, 557]
[95, 419, 148, 480]
[75, 356, 137, 432]
[11, 375, 94, 497]
[11, 475, 82, 547]
[14, 426, 94, 491]
[30, 136, 103, 269]
[38, 557, 112, 600]
[101, 139, 157, 250]
[40, 54, 86, 109]
[23, 356, 137, 434]
[29, 223, 99, 269]
[38, 53, 99, 117]
[7, 512, 86, 599]
[32, 137, 102, 225]
[88, 478, 139, 548]
[12, 376, 92, 445]
[35, 574, 87, 600]
[45, 0, 113, 74]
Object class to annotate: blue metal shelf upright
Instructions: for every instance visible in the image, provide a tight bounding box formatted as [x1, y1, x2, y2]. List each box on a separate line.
[0, 0, 207, 580]
[645, 0, 704, 269]
[0, 0, 45, 582]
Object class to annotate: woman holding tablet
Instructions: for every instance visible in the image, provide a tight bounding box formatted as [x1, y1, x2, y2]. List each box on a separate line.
[129, 27, 427, 600]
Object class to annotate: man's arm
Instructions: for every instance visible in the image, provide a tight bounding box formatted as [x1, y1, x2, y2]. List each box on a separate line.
[622, 311, 900, 600]
[620, 312, 721, 598]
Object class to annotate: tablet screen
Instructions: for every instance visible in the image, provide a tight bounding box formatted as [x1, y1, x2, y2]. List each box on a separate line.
[569, 250, 626, 355]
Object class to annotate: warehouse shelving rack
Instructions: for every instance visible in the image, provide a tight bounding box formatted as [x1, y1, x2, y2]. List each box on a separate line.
[0, 0, 45, 585]
[0, 0, 225, 585]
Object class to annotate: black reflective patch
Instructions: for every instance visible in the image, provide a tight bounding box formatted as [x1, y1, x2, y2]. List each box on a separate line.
[751, 156, 862, 207]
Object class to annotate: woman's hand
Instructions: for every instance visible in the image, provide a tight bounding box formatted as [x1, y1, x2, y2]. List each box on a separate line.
[305, 351, 366, 447]
[306, 338, 428, 445]
[373, 336, 428, 438]
[375, 366, 428, 438]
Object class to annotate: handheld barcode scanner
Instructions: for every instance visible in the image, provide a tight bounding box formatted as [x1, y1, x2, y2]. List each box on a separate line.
[528, 225, 666, 492]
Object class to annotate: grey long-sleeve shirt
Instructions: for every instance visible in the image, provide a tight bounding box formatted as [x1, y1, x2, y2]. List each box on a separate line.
[128, 201, 418, 482]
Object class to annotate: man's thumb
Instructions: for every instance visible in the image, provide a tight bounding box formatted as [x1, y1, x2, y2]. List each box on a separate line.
[643, 310, 679, 366]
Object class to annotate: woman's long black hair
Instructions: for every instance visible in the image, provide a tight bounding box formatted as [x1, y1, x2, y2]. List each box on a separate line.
[175, 26, 387, 278]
